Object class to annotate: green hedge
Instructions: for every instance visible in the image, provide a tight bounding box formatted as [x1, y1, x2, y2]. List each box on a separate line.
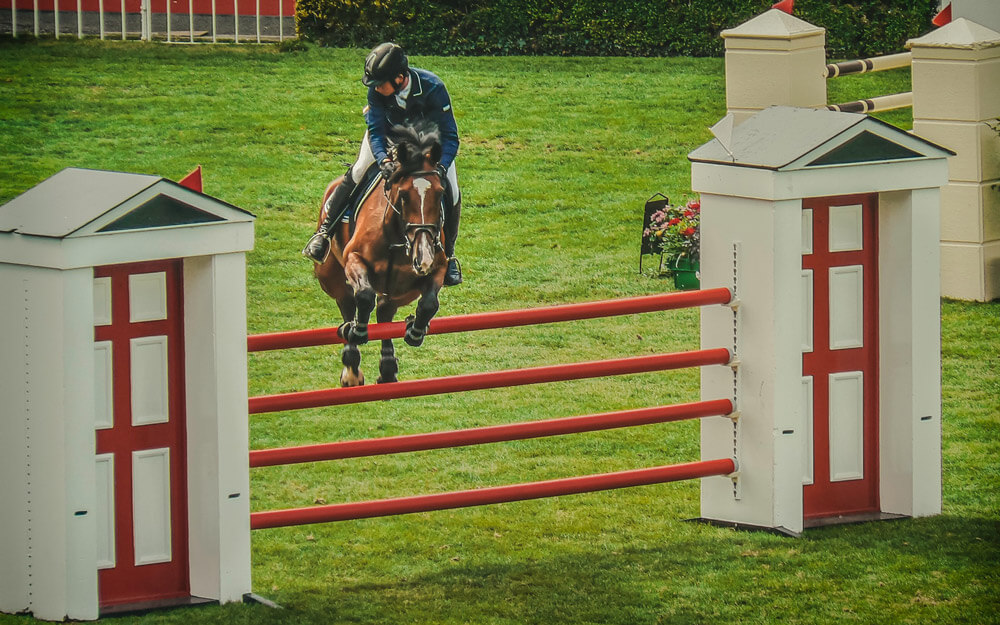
[296, 0, 938, 58]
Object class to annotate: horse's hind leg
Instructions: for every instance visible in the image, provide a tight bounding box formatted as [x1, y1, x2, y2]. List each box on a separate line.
[375, 296, 399, 384]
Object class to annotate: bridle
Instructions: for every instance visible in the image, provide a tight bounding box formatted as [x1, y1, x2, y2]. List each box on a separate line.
[383, 169, 446, 257]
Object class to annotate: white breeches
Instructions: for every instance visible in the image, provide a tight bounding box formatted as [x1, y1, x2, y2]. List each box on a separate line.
[349, 131, 460, 202]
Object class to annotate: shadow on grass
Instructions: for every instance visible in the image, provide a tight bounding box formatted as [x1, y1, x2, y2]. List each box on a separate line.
[253, 513, 998, 625]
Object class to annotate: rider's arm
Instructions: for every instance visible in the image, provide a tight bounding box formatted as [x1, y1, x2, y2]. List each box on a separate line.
[364, 91, 392, 164]
[428, 83, 460, 170]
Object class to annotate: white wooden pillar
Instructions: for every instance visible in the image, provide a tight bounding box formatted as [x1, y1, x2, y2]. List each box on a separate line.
[722, 9, 826, 125]
[877, 189, 943, 517]
[0, 265, 99, 621]
[699, 193, 806, 535]
[909, 19, 1000, 301]
[183, 253, 253, 604]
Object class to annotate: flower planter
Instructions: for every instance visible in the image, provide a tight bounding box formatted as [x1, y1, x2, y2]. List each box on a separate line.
[671, 256, 700, 290]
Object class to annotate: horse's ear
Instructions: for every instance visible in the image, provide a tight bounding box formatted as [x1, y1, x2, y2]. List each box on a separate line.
[428, 141, 442, 166]
[396, 142, 411, 165]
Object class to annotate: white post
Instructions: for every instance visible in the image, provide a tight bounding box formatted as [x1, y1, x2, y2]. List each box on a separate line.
[722, 9, 827, 125]
[183, 254, 253, 604]
[909, 19, 1000, 301]
[141, 0, 150, 40]
[877, 189, 943, 517]
[699, 191, 805, 535]
[0, 265, 99, 621]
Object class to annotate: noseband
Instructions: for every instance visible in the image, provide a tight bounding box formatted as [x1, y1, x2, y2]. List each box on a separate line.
[384, 169, 446, 257]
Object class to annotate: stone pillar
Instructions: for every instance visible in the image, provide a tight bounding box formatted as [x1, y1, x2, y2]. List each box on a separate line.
[909, 19, 1000, 301]
[722, 9, 827, 125]
[949, 0, 1000, 33]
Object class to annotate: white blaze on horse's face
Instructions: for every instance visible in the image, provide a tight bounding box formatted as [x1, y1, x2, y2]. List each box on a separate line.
[412, 177, 432, 223]
[409, 177, 436, 276]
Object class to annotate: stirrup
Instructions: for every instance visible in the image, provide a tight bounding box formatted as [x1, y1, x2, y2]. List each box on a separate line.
[444, 256, 463, 286]
[302, 231, 332, 264]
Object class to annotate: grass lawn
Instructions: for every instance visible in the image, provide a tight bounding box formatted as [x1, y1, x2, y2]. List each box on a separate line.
[1, 38, 997, 625]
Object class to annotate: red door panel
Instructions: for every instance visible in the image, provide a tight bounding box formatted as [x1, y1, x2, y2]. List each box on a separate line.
[94, 259, 190, 607]
[802, 194, 879, 519]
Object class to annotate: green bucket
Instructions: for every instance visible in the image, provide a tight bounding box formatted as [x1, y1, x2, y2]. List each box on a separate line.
[671, 256, 700, 291]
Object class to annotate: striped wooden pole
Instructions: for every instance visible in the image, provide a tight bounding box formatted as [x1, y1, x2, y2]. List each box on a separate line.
[826, 91, 913, 114]
[824, 52, 912, 78]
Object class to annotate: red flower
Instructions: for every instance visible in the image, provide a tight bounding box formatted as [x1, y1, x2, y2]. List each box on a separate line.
[683, 227, 696, 236]
[668, 218, 681, 226]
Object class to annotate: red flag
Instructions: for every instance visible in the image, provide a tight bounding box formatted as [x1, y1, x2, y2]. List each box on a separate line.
[179, 165, 203, 192]
[932, 3, 952, 27]
[772, 0, 794, 14]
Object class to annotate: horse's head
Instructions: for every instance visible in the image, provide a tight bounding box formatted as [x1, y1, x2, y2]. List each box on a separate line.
[387, 124, 446, 277]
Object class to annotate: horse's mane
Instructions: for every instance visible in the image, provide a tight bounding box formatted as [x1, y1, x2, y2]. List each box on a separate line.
[388, 121, 442, 182]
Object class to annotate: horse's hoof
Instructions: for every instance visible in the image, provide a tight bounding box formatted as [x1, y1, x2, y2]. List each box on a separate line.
[404, 316, 426, 347]
[377, 357, 399, 384]
[340, 368, 365, 387]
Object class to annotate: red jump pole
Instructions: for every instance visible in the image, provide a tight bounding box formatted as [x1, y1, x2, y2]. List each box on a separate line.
[247, 288, 733, 352]
[250, 398, 734, 467]
[249, 348, 732, 414]
[250, 458, 737, 529]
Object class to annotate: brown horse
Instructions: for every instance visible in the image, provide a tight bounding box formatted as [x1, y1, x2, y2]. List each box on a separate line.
[314, 124, 448, 386]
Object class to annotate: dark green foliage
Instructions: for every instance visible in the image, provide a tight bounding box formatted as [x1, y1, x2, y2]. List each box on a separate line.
[296, 0, 938, 58]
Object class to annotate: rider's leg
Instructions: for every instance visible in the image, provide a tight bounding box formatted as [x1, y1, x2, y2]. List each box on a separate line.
[442, 163, 463, 286]
[303, 133, 376, 263]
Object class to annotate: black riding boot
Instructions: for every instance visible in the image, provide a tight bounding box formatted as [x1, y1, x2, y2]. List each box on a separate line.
[303, 174, 357, 263]
[442, 195, 462, 286]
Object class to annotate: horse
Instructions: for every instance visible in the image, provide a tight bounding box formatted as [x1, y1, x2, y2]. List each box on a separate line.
[313, 123, 448, 387]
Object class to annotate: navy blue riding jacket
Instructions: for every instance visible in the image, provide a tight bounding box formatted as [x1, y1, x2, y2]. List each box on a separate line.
[365, 68, 460, 170]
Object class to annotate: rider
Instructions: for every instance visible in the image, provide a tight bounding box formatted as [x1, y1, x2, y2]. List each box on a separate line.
[303, 42, 464, 286]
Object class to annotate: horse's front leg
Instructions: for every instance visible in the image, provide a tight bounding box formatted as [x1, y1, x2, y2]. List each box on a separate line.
[334, 292, 364, 388]
[336, 253, 375, 387]
[375, 296, 399, 384]
[404, 284, 440, 347]
[340, 252, 376, 345]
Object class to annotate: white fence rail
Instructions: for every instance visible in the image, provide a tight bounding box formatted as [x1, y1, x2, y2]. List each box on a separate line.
[3, 0, 294, 42]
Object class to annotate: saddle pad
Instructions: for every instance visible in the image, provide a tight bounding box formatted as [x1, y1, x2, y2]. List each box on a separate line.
[342, 163, 383, 222]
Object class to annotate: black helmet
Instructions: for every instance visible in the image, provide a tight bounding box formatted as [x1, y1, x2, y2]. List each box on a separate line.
[363, 43, 408, 87]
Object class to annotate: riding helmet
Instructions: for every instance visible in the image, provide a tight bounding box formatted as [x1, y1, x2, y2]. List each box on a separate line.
[363, 43, 409, 87]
